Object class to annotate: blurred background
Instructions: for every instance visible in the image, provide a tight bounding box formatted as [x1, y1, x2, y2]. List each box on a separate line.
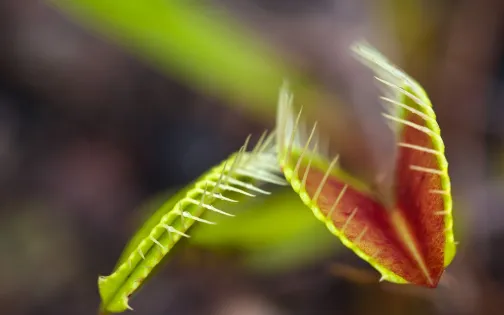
[1, 0, 504, 314]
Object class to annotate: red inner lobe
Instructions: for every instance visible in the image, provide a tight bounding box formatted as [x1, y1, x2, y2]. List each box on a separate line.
[296, 112, 446, 287]
[394, 113, 446, 286]
[299, 166, 427, 286]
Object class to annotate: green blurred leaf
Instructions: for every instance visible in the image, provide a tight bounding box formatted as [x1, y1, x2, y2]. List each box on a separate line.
[190, 188, 341, 272]
[53, 0, 301, 118]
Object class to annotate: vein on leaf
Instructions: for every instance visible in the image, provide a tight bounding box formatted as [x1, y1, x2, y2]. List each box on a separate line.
[341, 207, 359, 234]
[327, 184, 348, 218]
[355, 225, 368, 244]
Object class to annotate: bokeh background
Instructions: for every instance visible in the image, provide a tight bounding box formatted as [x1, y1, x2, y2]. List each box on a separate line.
[1, 0, 504, 314]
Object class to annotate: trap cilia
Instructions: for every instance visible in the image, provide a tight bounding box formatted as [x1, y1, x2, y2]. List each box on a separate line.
[97, 41, 457, 314]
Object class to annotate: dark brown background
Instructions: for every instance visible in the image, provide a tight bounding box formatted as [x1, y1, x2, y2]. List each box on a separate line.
[1, 0, 504, 314]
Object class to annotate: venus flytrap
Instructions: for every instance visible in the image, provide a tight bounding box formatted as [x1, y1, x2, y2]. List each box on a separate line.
[98, 41, 459, 315]
[98, 131, 286, 313]
[276, 41, 456, 288]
